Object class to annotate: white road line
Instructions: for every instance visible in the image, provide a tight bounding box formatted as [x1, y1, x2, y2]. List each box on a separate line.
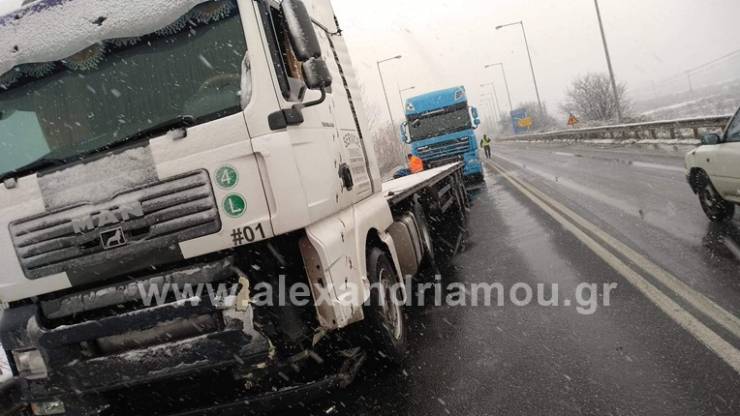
[488, 160, 740, 374]
[631, 161, 685, 173]
[492, 158, 740, 340]
[554, 152, 576, 157]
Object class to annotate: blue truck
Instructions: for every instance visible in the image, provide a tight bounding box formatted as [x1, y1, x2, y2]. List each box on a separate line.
[401, 86, 483, 181]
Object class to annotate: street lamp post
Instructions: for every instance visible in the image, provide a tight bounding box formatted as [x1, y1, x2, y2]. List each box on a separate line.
[485, 63, 514, 113]
[398, 86, 416, 112]
[376, 55, 404, 160]
[376, 55, 403, 130]
[480, 94, 498, 131]
[496, 21, 543, 116]
[593, 0, 622, 122]
[480, 82, 502, 120]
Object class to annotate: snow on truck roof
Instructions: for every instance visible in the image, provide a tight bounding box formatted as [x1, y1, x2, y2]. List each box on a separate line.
[0, 0, 211, 78]
[405, 86, 468, 116]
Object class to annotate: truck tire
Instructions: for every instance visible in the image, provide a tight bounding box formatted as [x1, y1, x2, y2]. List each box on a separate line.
[364, 248, 407, 364]
[697, 171, 736, 222]
[414, 201, 437, 272]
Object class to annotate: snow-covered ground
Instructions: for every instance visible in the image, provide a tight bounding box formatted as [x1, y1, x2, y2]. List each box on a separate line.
[635, 79, 740, 120]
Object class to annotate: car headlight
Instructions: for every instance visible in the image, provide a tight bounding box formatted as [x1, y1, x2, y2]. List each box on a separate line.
[13, 349, 48, 380]
[31, 401, 66, 416]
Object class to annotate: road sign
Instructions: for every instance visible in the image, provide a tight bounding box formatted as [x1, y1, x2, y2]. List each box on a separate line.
[567, 114, 579, 127]
[511, 109, 533, 134]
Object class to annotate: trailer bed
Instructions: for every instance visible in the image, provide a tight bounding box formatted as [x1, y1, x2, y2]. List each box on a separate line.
[382, 163, 464, 206]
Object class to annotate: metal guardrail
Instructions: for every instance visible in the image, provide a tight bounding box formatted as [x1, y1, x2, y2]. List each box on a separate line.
[497, 115, 732, 144]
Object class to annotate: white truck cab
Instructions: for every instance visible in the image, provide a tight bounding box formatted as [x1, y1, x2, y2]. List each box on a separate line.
[686, 107, 740, 221]
[0, 1, 469, 415]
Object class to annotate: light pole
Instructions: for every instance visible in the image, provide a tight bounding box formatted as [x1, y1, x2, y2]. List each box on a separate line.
[480, 82, 502, 120]
[398, 85, 416, 112]
[496, 21, 543, 116]
[377, 55, 404, 160]
[485, 63, 514, 113]
[376, 55, 403, 129]
[593, 0, 622, 122]
[481, 94, 498, 131]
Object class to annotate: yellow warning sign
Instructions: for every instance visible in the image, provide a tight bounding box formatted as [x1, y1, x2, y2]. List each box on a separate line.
[567, 114, 579, 127]
[517, 116, 534, 129]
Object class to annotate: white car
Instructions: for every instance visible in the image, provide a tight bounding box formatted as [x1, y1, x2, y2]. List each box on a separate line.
[685, 107, 740, 221]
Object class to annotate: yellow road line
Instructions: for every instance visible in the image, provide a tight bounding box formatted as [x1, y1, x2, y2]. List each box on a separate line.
[487, 159, 740, 374]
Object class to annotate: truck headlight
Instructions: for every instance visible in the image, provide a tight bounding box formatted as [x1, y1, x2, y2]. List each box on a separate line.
[13, 349, 48, 380]
[31, 401, 66, 416]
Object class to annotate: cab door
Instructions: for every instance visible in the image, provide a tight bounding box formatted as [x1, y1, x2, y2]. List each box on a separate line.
[315, 28, 373, 207]
[248, 0, 347, 233]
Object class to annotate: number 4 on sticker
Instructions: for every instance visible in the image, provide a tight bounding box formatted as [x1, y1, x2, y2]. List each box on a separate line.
[216, 165, 239, 189]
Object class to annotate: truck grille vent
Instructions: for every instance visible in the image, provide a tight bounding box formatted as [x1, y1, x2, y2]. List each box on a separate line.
[10, 170, 220, 279]
[416, 137, 471, 160]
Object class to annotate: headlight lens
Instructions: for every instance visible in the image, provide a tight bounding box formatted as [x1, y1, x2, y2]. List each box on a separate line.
[13, 349, 48, 380]
[31, 401, 66, 416]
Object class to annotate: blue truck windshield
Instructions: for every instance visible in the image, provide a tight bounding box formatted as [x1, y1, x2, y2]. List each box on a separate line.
[0, 0, 245, 178]
[408, 105, 472, 142]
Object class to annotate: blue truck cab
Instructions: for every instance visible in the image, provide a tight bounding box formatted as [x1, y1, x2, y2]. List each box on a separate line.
[401, 86, 483, 180]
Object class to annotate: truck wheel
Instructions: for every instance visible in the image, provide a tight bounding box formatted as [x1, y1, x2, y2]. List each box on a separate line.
[364, 248, 407, 364]
[697, 172, 736, 222]
[414, 201, 437, 272]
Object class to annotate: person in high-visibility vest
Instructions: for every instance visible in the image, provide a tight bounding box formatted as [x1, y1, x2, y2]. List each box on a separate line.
[480, 134, 492, 159]
[408, 153, 425, 174]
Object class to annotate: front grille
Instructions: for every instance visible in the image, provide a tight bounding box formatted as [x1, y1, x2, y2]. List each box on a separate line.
[10, 170, 220, 279]
[416, 137, 471, 161]
[428, 155, 464, 169]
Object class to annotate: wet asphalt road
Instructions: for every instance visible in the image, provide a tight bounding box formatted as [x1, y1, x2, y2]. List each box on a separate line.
[292, 142, 740, 416]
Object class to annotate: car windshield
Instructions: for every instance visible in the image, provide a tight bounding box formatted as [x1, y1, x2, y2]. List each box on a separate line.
[408, 105, 472, 141]
[0, 0, 246, 178]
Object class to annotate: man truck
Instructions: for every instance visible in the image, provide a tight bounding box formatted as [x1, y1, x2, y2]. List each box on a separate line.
[400, 86, 484, 181]
[0, 0, 469, 415]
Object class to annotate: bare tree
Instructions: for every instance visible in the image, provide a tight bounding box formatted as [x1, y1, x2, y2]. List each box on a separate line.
[360, 88, 406, 177]
[562, 73, 630, 123]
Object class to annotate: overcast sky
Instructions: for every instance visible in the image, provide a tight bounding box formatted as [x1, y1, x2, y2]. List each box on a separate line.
[332, 0, 740, 123]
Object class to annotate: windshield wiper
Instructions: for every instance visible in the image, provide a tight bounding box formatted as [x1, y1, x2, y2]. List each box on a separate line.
[79, 114, 198, 158]
[0, 156, 67, 183]
[62, 115, 198, 164]
[115, 115, 197, 148]
[0, 115, 197, 183]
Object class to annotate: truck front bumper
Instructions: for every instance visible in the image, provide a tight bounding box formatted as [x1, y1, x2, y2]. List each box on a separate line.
[1, 257, 365, 416]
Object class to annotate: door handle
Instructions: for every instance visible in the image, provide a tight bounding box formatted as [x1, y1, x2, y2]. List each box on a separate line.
[339, 163, 354, 191]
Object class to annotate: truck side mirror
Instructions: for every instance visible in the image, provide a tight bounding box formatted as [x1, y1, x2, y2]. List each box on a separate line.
[471, 106, 481, 128]
[281, 0, 332, 91]
[269, 0, 333, 130]
[400, 121, 411, 144]
[701, 133, 721, 146]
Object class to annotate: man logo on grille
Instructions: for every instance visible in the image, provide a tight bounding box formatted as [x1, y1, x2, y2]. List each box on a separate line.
[100, 227, 127, 250]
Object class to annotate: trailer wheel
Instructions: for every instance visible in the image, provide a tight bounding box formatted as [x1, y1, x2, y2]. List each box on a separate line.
[364, 248, 407, 364]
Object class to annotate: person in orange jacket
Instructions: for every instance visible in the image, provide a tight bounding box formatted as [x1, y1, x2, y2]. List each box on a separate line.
[408, 153, 425, 174]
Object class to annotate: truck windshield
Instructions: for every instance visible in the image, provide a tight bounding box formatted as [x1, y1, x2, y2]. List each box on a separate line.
[407, 105, 473, 142]
[0, 0, 246, 179]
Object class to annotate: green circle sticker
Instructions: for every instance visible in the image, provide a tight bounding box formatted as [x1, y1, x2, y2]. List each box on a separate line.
[216, 165, 239, 189]
[223, 194, 247, 218]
